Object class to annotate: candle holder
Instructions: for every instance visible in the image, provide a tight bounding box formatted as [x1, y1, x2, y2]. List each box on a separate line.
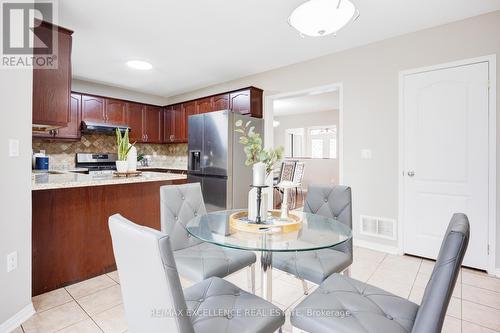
[249, 185, 269, 224]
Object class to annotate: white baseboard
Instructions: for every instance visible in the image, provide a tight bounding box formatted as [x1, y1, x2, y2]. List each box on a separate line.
[490, 268, 500, 278]
[0, 303, 34, 333]
[354, 239, 401, 255]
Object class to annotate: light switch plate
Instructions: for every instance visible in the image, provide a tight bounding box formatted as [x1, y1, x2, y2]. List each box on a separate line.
[7, 251, 17, 272]
[361, 149, 372, 160]
[8, 139, 19, 157]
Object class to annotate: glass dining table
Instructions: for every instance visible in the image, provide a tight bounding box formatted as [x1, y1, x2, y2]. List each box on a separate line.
[185, 209, 353, 301]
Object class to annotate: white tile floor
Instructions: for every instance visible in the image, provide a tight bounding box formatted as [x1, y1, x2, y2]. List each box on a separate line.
[13, 246, 500, 333]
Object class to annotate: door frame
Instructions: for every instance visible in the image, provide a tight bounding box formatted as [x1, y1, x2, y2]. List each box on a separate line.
[398, 55, 497, 275]
[263, 82, 344, 207]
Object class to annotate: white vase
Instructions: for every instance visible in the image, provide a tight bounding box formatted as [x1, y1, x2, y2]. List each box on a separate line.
[127, 145, 137, 171]
[116, 161, 128, 173]
[252, 162, 266, 186]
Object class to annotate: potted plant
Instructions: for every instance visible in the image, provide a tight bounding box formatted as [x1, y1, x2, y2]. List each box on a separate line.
[115, 128, 134, 173]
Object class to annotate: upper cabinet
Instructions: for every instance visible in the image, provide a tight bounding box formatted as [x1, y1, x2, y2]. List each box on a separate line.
[213, 94, 230, 111]
[32, 21, 73, 129]
[161, 86, 262, 144]
[105, 99, 127, 124]
[33, 93, 81, 140]
[197, 97, 213, 114]
[229, 87, 263, 118]
[143, 106, 163, 143]
[81, 95, 126, 124]
[125, 102, 144, 142]
[81, 95, 105, 122]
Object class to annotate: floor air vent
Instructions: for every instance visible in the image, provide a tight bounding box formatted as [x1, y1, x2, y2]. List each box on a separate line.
[360, 215, 396, 240]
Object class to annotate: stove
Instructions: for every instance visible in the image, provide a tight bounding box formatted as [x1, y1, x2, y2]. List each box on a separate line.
[76, 153, 117, 176]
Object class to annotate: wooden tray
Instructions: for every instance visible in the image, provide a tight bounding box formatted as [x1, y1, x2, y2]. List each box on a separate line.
[229, 210, 302, 234]
[113, 171, 142, 177]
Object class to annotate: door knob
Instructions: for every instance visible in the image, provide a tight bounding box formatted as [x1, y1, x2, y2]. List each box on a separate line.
[407, 171, 415, 177]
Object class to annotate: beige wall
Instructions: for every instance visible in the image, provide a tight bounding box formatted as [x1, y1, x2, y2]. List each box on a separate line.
[72, 79, 169, 106]
[0, 57, 33, 325]
[274, 110, 340, 186]
[169, 11, 500, 263]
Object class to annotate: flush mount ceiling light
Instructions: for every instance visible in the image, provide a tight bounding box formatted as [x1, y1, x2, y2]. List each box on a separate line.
[273, 120, 280, 127]
[288, 0, 359, 37]
[126, 60, 153, 70]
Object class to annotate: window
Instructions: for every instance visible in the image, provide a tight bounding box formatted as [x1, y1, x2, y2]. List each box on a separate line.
[308, 125, 337, 159]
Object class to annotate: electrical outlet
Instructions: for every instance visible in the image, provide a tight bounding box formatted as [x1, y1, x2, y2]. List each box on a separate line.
[7, 251, 17, 272]
[9, 139, 19, 157]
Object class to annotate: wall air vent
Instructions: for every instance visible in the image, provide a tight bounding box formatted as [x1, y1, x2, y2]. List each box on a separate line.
[360, 215, 397, 240]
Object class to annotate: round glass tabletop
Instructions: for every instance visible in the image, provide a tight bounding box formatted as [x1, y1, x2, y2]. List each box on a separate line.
[185, 210, 352, 252]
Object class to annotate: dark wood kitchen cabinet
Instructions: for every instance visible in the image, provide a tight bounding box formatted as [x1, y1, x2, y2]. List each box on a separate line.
[81, 95, 105, 123]
[161, 86, 262, 144]
[32, 21, 73, 129]
[197, 97, 213, 114]
[125, 103, 163, 143]
[213, 94, 230, 111]
[229, 87, 263, 117]
[105, 99, 127, 124]
[33, 93, 82, 140]
[32, 178, 187, 296]
[174, 105, 187, 142]
[125, 102, 144, 142]
[82, 95, 126, 124]
[183, 101, 197, 140]
[164, 104, 186, 143]
[143, 106, 163, 143]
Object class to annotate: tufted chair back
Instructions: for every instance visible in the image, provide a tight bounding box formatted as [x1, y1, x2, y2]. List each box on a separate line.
[411, 213, 470, 333]
[109, 214, 194, 333]
[160, 183, 207, 251]
[304, 185, 352, 256]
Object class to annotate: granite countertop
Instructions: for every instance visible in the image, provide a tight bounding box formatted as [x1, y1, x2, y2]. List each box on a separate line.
[32, 171, 187, 191]
[137, 164, 187, 171]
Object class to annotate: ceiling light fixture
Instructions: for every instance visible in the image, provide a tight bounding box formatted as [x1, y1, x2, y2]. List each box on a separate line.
[288, 0, 359, 37]
[273, 120, 280, 128]
[126, 60, 153, 70]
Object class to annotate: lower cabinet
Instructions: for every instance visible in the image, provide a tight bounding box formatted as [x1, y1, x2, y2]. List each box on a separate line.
[32, 179, 186, 296]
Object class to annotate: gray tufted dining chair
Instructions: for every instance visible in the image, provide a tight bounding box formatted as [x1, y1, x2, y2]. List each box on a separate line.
[273, 184, 353, 293]
[290, 213, 470, 333]
[160, 183, 257, 291]
[109, 214, 285, 333]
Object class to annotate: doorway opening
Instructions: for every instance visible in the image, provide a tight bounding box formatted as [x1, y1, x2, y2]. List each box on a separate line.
[264, 83, 344, 210]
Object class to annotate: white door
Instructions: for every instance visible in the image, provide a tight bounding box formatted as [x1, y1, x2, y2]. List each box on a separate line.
[402, 62, 490, 269]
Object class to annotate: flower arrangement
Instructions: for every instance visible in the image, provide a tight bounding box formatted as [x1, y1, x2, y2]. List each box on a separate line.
[235, 119, 283, 176]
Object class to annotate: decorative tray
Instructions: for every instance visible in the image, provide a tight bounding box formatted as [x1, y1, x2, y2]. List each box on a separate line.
[113, 171, 143, 177]
[229, 210, 302, 234]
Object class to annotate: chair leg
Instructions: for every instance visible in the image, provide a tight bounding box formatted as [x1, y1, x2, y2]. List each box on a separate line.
[248, 264, 256, 293]
[343, 267, 351, 277]
[300, 278, 308, 295]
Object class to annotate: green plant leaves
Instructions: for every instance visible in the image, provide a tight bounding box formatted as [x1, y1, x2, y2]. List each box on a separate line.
[235, 119, 284, 176]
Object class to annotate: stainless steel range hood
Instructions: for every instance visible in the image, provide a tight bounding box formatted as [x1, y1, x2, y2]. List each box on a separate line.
[81, 121, 130, 134]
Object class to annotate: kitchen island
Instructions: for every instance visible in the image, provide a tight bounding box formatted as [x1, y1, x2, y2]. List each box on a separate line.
[32, 171, 187, 295]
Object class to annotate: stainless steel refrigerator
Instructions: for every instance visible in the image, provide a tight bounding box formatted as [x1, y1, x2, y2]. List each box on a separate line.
[187, 110, 264, 212]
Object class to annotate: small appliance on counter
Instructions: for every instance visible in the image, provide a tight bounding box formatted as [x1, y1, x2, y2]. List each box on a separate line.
[34, 156, 49, 171]
[75, 153, 117, 176]
[32, 150, 49, 171]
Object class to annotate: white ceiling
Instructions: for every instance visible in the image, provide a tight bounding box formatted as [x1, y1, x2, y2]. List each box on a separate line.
[58, 0, 500, 97]
[274, 91, 339, 116]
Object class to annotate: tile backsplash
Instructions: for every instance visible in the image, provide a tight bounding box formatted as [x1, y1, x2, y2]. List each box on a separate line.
[32, 134, 188, 170]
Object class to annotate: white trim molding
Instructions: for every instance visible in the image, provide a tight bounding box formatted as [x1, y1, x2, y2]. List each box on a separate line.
[398, 54, 497, 275]
[0, 303, 34, 333]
